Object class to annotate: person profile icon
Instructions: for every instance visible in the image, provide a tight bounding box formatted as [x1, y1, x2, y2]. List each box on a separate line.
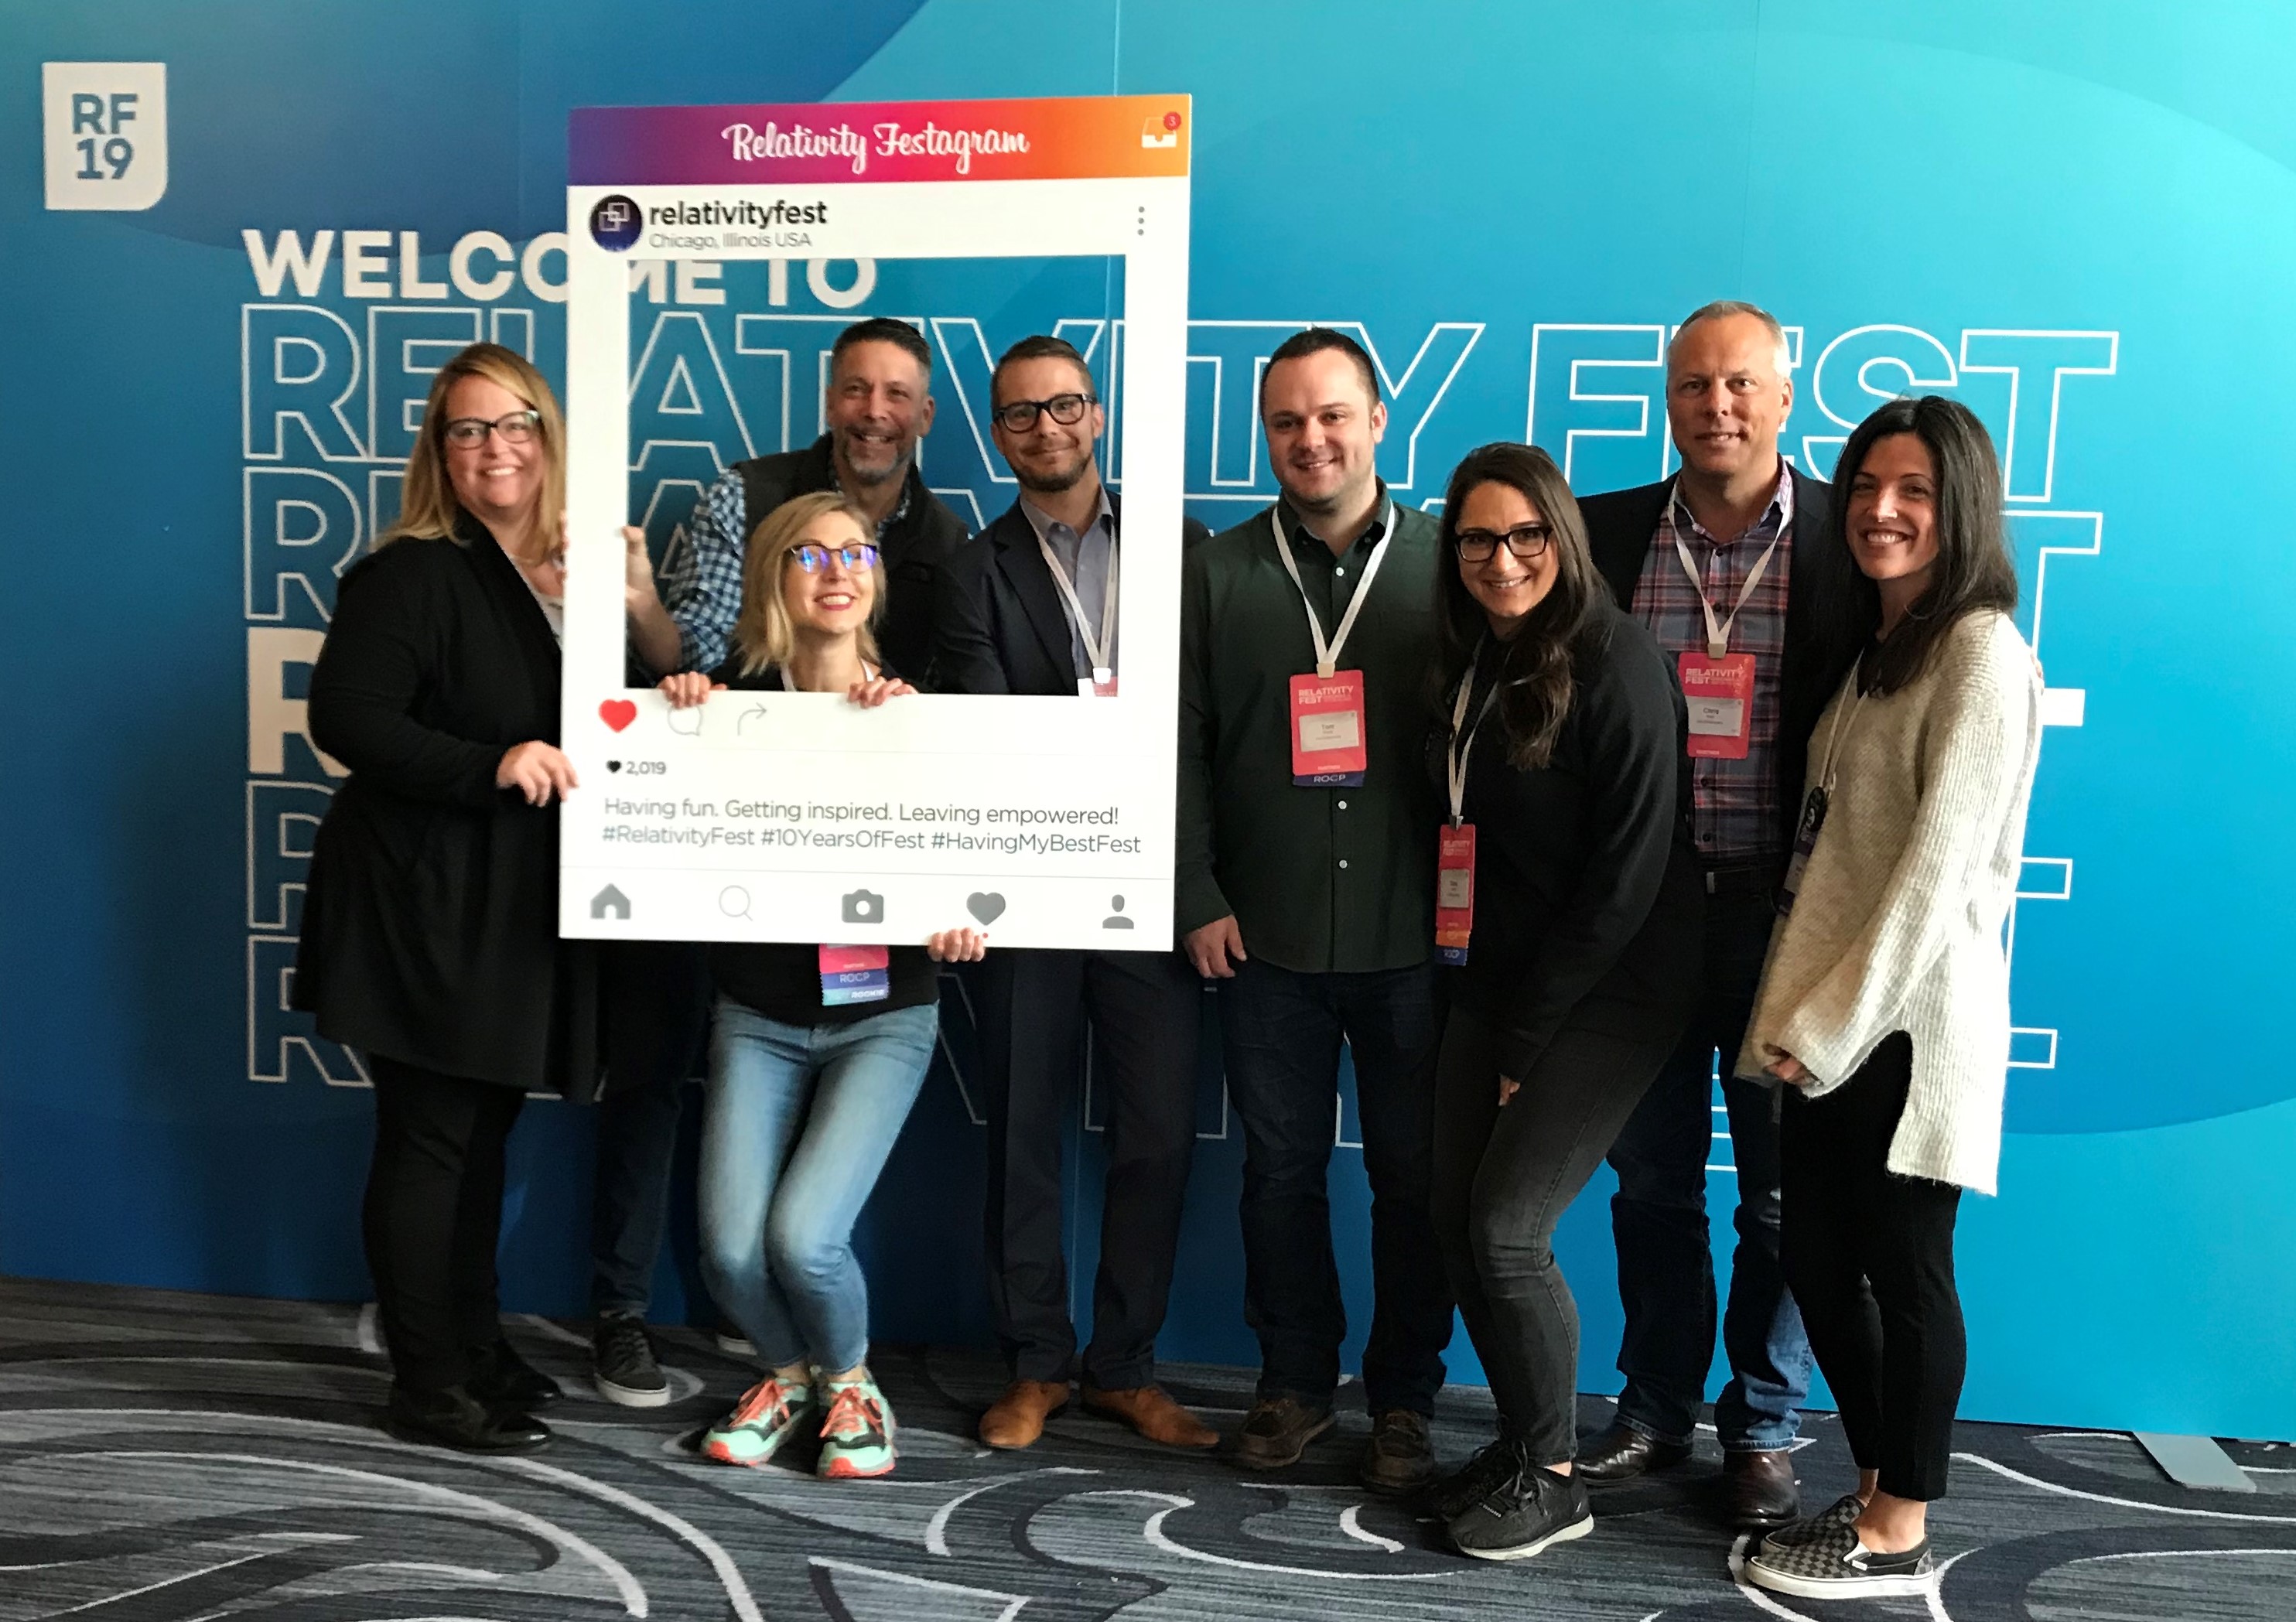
[1102, 894, 1135, 930]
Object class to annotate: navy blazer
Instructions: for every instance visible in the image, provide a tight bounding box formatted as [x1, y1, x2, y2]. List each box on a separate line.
[1578, 465, 1874, 835]
[928, 490, 1211, 696]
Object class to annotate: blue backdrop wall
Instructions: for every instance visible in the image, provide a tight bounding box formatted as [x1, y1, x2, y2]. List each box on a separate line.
[5, 0, 2294, 1439]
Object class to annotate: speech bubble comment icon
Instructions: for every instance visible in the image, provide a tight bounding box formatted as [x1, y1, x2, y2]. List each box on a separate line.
[719, 885, 750, 919]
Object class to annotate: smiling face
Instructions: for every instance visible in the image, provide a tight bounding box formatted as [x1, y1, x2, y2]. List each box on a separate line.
[990, 353, 1104, 494]
[442, 373, 543, 529]
[1666, 312, 1792, 486]
[780, 510, 879, 637]
[1261, 348, 1387, 521]
[1454, 480, 1559, 635]
[825, 338, 934, 490]
[1844, 432, 1941, 594]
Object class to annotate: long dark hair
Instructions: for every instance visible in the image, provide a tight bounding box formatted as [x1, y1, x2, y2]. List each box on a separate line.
[1432, 442, 1605, 767]
[1834, 395, 2018, 694]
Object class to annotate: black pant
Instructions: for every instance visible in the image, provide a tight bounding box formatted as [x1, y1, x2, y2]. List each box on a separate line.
[364, 1056, 526, 1393]
[1433, 998, 1683, 1466]
[1780, 1033, 1966, 1501]
[589, 943, 711, 1318]
[972, 947, 1205, 1389]
[1219, 956, 1451, 1415]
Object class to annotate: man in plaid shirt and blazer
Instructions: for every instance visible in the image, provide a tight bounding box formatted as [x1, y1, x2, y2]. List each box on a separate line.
[1572, 301, 1867, 1530]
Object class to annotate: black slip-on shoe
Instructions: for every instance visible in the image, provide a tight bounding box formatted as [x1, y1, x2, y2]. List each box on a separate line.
[467, 1337, 562, 1411]
[385, 1384, 551, 1454]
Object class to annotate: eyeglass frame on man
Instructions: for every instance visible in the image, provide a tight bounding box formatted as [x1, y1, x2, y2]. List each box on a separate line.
[786, 541, 881, 575]
[1454, 522, 1553, 562]
[990, 391, 1097, 433]
[442, 409, 542, 446]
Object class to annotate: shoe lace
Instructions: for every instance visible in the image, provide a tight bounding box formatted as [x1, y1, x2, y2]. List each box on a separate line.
[1373, 1409, 1427, 1448]
[822, 1381, 883, 1442]
[600, 1317, 652, 1364]
[729, 1374, 801, 1430]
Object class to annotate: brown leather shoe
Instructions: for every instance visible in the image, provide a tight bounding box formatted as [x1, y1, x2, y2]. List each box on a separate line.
[979, 1378, 1071, 1450]
[1575, 1421, 1693, 1484]
[1229, 1395, 1335, 1470]
[1358, 1408, 1438, 1494]
[1724, 1446, 1800, 1528]
[1081, 1383, 1218, 1449]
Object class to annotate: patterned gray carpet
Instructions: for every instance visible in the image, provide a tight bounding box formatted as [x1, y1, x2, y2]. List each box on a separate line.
[1, 1275, 2288, 1620]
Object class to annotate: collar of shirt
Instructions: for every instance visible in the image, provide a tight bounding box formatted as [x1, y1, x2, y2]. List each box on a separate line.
[1669, 461, 1791, 548]
[1017, 483, 1115, 565]
[1273, 483, 1396, 564]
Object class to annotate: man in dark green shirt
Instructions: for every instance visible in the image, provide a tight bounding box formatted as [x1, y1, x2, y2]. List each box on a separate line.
[1178, 329, 1450, 1493]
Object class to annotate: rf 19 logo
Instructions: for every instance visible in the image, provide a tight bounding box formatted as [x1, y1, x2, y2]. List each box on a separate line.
[43, 62, 169, 211]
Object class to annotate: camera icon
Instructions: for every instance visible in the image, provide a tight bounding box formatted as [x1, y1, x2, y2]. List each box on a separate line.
[840, 889, 884, 924]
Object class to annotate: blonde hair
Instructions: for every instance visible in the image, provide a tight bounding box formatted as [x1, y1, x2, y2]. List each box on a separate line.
[379, 342, 566, 567]
[731, 491, 886, 676]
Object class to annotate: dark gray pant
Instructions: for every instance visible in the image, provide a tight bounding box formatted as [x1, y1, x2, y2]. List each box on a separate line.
[1431, 998, 1685, 1466]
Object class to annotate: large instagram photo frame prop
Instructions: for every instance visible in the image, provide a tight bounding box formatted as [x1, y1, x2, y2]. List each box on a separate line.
[562, 96, 1191, 949]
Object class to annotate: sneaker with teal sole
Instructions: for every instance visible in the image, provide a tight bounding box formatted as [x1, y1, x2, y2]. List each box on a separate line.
[701, 1373, 815, 1468]
[817, 1372, 897, 1480]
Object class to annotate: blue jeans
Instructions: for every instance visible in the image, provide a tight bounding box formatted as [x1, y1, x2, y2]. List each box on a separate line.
[697, 997, 938, 1374]
[1218, 956, 1451, 1416]
[1605, 884, 1812, 1450]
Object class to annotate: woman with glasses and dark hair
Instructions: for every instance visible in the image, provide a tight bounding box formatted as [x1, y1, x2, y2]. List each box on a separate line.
[656, 490, 987, 1482]
[1420, 442, 1703, 1561]
[296, 343, 603, 1453]
[1737, 397, 2040, 1601]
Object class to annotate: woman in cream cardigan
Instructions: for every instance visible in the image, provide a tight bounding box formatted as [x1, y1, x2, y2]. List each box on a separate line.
[1735, 396, 2042, 1602]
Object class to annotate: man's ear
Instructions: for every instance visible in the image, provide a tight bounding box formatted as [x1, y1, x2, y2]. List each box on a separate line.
[1368, 398, 1389, 444]
[917, 393, 936, 437]
[1778, 374, 1795, 429]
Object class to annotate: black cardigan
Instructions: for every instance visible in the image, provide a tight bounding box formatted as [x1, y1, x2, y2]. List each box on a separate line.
[294, 514, 603, 1094]
[1439, 603, 1703, 1080]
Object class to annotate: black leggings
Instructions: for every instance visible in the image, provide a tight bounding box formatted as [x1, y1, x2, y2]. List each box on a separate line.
[364, 1055, 527, 1393]
[1780, 1033, 1965, 1501]
[1431, 999, 1683, 1467]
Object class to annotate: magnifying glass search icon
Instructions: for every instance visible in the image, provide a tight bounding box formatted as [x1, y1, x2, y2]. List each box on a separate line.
[718, 885, 751, 920]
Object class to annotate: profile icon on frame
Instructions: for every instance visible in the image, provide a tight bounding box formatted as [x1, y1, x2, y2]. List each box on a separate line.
[589, 193, 643, 251]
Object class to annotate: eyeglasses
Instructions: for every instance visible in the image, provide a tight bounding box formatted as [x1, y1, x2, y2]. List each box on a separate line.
[788, 541, 880, 574]
[992, 392, 1095, 432]
[1454, 524, 1553, 562]
[442, 410, 541, 446]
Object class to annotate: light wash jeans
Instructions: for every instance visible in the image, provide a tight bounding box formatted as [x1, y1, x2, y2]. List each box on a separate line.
[698, 995, 938, 1374]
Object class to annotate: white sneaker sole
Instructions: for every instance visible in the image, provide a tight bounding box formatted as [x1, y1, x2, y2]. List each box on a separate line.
[1455, 1511, 1594, 1562]
[1746, 1563, 1935, 1600]
[594, 1373, 674, 1409]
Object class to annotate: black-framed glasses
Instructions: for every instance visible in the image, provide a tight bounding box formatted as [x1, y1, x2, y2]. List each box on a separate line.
[1454, 524, 1553, 562]
[788, 541, 880, 575]
[992, 392, 1095, 432]
[442, 409, 542, 446]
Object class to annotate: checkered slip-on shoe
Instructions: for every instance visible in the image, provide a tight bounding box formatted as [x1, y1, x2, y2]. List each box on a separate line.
[1758, 1492, 1867, 1555]
[1746, 1517, 1936, 1599]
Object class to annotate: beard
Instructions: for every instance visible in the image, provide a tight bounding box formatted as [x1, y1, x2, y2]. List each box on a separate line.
[1014, 449, 1093, 495]
[832, 427, 910, 487]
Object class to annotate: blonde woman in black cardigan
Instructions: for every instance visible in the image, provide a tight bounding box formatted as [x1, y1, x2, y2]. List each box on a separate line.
[1738, 397, 2042, 1600]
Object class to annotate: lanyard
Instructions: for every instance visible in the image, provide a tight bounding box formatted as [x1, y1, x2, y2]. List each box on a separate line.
[1812, 677, 1864, 793]
[1035, 524, 1119, 682]
[1444, 661, 1502, 828]
[1271, 501, 1394, 678]
[1665, 474, 1795, 659]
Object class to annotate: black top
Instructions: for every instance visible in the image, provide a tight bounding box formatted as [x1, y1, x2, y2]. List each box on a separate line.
[1580, 466, 1871, 857]
[701, 660, 941, 1026]
[294, 513, 603, 1094]
[736, 435, 970, 683]
[1437, 602, 1704, 1080]
[931, 490, 1211, 697]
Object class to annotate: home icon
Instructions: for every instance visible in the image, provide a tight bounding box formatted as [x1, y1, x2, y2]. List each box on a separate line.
[590, 884, 631, 920]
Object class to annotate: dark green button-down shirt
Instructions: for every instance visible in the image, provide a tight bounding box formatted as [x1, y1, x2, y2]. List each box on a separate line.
[1177, 492, 1442, 973]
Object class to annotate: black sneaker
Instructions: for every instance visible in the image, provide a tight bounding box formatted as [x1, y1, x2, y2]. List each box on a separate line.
[1746, 1516, 1936, 1599]
[1759, 1492, 1867, 1554]
[385, 1384, 550, 1454]
[593, 1313, 671, 1408]
[1359, 1409, 1438, 1494]
[1423, 1436, 1529, 1521]
[1447, 1458, 1595, 1562]
[467, 1337, 561, 1410]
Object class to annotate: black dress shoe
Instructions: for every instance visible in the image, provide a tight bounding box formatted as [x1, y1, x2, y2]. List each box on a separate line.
[1574, 1421, 1693, 1484]
[468, 1337, 562, 1410]
[385, 1384, 551, 1453]
[1724, 1447, 1801, 1528]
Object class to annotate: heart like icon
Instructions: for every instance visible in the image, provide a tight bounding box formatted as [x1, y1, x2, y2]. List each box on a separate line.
[606, 761, 622, 773]
[599, 698, 637, 732]
[965, 893, 1006, 925]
